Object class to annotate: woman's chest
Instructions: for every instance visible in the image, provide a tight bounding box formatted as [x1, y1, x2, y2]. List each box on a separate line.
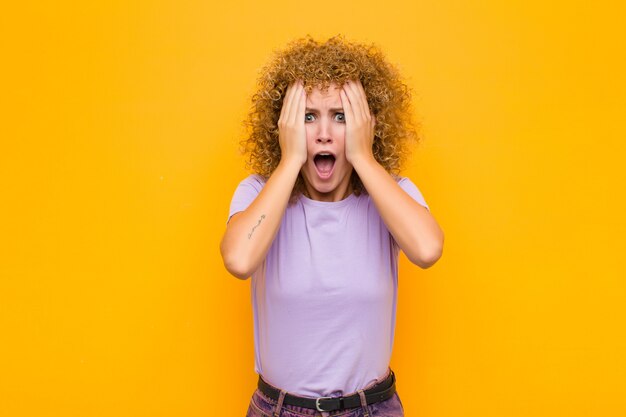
[262, 206, 397, 301]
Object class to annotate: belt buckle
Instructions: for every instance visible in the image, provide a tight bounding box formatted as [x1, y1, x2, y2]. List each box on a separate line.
[315, 396, 335, 412]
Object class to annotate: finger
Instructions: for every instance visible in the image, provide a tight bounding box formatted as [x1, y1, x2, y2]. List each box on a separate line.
[344, 80, 367, 122]
[355, 79, 372, 120]
[281, 80, 300, 123]
[278, 82, 294, 122]
[287, 82, 304, 125]
[296, 83, 306, 124]
[290, 83, 306, 126]
[339, 86, 355, 125]
[348, 79, 369, 120]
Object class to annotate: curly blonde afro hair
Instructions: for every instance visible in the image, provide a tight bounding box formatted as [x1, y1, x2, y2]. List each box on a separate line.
[240, 34, 421, 204]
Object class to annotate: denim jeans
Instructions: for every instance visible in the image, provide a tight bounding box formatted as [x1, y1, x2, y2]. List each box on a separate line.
[245, 370, 405, 417]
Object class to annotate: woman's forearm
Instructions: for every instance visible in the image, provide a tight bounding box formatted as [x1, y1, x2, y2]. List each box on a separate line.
[352, 155, 444, 268]
[220, 159, 302, 279]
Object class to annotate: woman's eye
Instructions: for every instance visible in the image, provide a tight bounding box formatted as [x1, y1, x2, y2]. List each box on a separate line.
[305, 113, 315, 122]
[335, 113, 345, 122]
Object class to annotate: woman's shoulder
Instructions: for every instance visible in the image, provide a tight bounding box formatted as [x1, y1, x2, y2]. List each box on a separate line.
[391, 175, 430, 211]
[391, 174, 410, 184]
[235, 173, 268, 190]
[242, 173, 267, 184]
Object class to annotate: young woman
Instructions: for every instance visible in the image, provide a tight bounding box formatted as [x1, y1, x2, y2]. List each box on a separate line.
[220, 35, 444, 417]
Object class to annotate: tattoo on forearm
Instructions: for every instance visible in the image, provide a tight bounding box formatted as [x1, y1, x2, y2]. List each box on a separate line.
[248, 214, 266, 239]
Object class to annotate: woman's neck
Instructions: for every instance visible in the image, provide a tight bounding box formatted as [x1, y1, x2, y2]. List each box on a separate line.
[302, 179, 353, 202]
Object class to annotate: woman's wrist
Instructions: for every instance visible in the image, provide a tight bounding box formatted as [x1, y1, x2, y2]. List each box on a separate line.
[277, 158, 304, 176]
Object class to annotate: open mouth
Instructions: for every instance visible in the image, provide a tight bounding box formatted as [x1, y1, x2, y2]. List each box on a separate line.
[313, 153, 336, 179]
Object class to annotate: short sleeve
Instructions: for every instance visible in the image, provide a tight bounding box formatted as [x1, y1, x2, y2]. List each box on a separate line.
[227, 174, 267, 225]
[391, 176, 430, 254]
[396, 177, 430, 211]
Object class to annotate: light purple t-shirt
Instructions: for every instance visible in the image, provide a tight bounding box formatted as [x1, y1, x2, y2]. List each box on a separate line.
[227, 174, 429, 397]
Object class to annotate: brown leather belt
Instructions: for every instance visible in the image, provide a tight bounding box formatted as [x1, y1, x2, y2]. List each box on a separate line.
[257, 370, 396, 412]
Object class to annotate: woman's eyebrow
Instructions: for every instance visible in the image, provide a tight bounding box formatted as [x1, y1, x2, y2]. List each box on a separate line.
[305, 107, 344, 113]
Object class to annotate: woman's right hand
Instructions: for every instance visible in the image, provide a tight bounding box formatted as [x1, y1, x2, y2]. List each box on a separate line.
[277, 80, 307, 167]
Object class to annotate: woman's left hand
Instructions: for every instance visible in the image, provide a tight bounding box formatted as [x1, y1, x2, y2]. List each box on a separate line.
[340, 79, 376, 165]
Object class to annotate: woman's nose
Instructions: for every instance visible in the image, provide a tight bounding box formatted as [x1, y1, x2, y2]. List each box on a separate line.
[315, 121, 333, 144]
[316, 136, 332, 144]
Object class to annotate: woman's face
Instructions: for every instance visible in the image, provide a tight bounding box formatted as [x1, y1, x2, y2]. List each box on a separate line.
[300, 83, 353, 201]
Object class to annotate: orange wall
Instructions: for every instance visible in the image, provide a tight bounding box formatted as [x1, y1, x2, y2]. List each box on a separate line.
[1, 1, 625, 416]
